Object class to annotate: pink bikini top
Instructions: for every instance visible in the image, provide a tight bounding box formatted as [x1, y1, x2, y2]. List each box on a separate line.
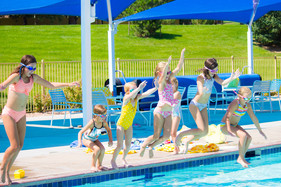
[9, 76, 34, 96]
[158, 83, 179, 107]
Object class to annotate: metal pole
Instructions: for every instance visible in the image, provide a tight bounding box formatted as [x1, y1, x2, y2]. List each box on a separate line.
[107, 0, 117, 95]
[247, 25, 254, 74]
[247, 0, 260, 75]
[81, 0, 95, 126]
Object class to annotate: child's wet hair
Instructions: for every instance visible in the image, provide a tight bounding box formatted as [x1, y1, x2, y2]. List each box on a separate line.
[153, 61, 167, 82]
[93, 104, 107, 116]
[171, 77, 178, 91]
[197, 58, 218, 79]
[124, 82, 136, 94]
[238, 86, 251, 96]
[10, 55, 37, 76]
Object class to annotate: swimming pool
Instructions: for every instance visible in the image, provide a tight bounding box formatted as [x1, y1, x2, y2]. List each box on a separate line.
[78, 150, 281, 187]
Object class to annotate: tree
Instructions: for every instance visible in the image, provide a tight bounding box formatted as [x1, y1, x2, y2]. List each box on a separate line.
[121, 0, 173, 37]
[253, 11, 281, 46]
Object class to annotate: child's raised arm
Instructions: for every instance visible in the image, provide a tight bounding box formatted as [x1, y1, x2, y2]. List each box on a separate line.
[214, 68, 241, 87]
[159, 56, 172, 84]
[33, 74, 80, 89]
[171, 48, 185, 77]
[138, 80, 158, 100]
[123, 81, 147, 104]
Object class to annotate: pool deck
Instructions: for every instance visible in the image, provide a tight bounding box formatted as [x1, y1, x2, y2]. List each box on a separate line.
[1, 109, 281, 186]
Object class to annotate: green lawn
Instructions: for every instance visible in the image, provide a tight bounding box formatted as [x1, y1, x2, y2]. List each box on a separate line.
[0, 23, 277, 62]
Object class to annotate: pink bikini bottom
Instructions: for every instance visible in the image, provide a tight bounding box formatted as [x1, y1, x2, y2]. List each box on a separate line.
[154, 107, 172, 119]
[2, 106, 26, 123]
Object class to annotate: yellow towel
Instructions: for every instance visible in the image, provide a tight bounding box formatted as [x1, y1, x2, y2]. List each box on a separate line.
[205, 124, 226, 144]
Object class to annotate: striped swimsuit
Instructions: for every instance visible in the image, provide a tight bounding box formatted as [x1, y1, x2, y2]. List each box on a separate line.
[220, 99, 248, 127]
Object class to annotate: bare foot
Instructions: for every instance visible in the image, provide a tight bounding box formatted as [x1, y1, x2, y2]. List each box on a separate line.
[148, 147, 154, 158]
[90, 167, 98, 172]
[244, 159, 251, 165]
[111, 160, 118, 170]
[98, 166, 109, 171]
[183, 141, 189, 154]
[0, 167, 5, 184]
[122, 159, 129, 168]
[139, 146, 146, 157]
[173, 145, 180, 154]
[5, 174, 11, 185]
[237, 158, 249, 168]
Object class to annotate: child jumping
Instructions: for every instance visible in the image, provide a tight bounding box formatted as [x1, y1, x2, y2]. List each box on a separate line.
[77, 104, 113, 171]
[175, 58, 240, 154]
[170, 77, 182, 153]
[140, 48, 185, 158]
[111, 80, 158, 169]
[0, 55, 79, 185]
[220, 87, 267, 167]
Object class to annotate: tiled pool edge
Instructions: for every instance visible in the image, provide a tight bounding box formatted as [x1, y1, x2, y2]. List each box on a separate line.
[12, 142, 281, 187]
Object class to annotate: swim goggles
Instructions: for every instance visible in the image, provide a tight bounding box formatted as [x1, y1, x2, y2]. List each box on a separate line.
[204, 66, 218, 73]
[94, 113, 107, 119]
[233, 90, 251, 101]
[20, 63, 36, 71]
[159, 70, 171, 75]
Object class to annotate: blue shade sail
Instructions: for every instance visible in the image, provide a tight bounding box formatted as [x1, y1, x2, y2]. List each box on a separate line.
[117, 0, 281, 24]
[0, 0, 136, 21]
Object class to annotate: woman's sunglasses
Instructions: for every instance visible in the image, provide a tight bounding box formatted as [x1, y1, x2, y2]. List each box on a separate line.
[20, 63, 36, 71]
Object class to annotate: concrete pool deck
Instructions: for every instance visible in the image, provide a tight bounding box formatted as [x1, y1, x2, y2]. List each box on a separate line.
[1, 117, 281, 186]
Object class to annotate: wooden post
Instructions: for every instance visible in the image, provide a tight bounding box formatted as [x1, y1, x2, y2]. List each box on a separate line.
[41, 59, 45, 97]
[274, 55, 277, 80]
[117, 58, 120, 78]
[128, 22, 130, 36]
[231, 55, 234, 72]
[182, 58, 185, 76]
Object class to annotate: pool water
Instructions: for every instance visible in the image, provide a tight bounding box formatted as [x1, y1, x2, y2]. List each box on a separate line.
[81, 152, 281, 187]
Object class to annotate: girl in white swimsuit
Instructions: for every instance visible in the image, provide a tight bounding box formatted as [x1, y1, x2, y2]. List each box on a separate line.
[175, 58, 241, 154]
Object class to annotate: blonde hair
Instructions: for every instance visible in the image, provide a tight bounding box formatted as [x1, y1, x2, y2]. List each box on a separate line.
[238, 86, 251, 96]
[124, 82, 136, 94]
[93, 104, 107, 115]
[153, 61, 167, 82]
[171, 77, 178, 91]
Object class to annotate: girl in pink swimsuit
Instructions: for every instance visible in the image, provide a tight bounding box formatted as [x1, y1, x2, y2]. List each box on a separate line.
[140, 48, 185, 158]
[0, 55, 79, 185]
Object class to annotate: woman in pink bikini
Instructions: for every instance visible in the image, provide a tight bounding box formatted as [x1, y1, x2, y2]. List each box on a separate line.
[0, 55, 79, 185]
[140, 48, 185, 158]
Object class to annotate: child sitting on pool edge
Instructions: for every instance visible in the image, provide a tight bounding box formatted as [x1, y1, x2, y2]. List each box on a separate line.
[220, 86, 267, 168]
[77, 104, 113, 172]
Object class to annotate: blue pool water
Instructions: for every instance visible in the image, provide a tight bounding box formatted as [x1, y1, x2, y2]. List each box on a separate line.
[81, 152, 281, 187]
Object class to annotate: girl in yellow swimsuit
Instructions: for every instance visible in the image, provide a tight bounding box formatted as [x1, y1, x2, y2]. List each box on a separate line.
[220, 87, 267, 168]
[111, 80, 158, 169]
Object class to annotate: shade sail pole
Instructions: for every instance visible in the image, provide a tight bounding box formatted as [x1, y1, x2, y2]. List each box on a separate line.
[106, 0, 116, 95]
[247, 0, 260, 74]
[81, 0, 96, 126]
[247, 25, 254, 74]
